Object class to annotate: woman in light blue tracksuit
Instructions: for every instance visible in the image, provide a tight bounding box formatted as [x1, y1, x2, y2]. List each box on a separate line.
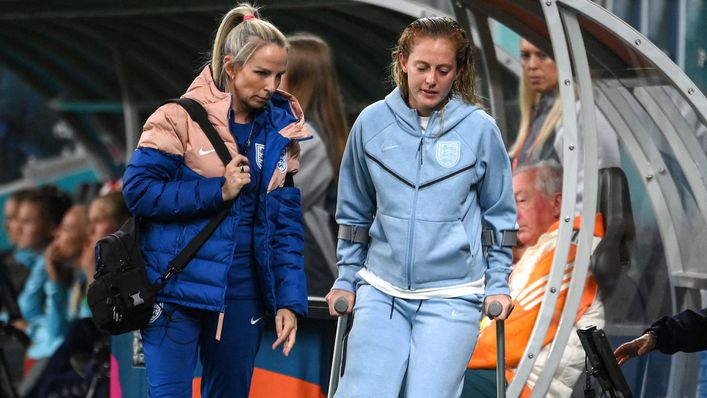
[326, 17, 517, 398]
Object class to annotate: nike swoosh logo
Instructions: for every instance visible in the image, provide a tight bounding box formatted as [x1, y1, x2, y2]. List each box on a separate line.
[382, 144, 399, 151]
[199, 147, 216, 156]
[250, 316, 263, 325]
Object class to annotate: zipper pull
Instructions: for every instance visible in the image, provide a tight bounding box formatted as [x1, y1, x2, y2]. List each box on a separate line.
[215, 310, 225, 341]
[418, 138, 424, 165]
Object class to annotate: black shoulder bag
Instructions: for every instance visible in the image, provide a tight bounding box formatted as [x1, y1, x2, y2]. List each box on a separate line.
[88, 98, 234, 335]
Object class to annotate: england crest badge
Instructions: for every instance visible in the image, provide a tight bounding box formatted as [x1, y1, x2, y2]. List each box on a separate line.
[436, 141, 460, 168]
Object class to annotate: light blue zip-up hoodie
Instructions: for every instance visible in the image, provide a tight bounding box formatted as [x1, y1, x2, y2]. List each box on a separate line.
[333, 88, 516, 297]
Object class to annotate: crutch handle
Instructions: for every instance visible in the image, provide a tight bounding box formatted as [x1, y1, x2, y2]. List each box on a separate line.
[334, 297, 349, 314]
[487, 300, 503, 318]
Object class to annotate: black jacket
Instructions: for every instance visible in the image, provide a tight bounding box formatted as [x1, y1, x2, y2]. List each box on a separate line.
[648, 307, 707, 354]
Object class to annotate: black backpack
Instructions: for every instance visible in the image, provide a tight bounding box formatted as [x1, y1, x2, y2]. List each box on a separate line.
[87, 218, 154, 334]
[87, 98, 234, 335]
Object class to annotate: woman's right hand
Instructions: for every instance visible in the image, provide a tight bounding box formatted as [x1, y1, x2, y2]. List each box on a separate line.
[325, 289, 355, 316]
[222, 154, 251, 201]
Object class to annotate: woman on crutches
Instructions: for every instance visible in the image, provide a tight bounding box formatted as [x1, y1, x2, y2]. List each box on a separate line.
[326, 16, 516, 398]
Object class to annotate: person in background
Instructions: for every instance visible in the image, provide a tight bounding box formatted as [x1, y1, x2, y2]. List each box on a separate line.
[0, 189, 36, 392]
[79, 191, 131, 284]
[614, 307, 707, 365]
[43, 205, 88, 289]
[507, 38, 621, 261]
[11, 186, 72, 394]
[121, 3, 310, 397]
[326, 16, 516, 398]
[463, 161, 605, 397]
[281, 33, 348, 297]
[510, 38, 621, 170]
[1, 189, 35, 295]
[25, 190, 131, 398]
[509, 39, 620, 210]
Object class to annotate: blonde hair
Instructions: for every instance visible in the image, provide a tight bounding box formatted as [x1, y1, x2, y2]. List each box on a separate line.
[390, 16, 480, 106]
[210, 3, 288, 90]
[92, 191, 130, 226]
[508, 78, 562, 159]
[286, 34, 348, 175]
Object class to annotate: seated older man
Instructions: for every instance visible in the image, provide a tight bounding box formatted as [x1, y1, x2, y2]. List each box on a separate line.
[462, 161, 605, 397]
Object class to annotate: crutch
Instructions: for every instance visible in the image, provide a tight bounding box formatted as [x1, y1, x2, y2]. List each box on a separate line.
[487, 300, 506, 398]
[328, 297, 349, 398]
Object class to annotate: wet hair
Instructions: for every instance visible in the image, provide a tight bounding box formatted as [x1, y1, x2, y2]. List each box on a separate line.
[390, 16, 480, 106]
[286, 34, 348, 174]
[210, 3, 288, 90]
[514, 160, 563, 197]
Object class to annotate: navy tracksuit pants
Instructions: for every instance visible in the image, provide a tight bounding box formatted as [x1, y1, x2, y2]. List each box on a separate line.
[140, 299, 264, 398]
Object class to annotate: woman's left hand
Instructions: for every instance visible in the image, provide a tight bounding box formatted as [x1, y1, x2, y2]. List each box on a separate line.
[272, 308, 298, 356]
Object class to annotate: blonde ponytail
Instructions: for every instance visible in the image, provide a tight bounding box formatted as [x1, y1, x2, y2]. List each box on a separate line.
[208, 3, 287, 90]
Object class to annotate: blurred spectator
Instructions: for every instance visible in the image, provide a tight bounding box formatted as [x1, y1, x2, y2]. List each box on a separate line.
[43, 205, 89, 321]
[508, 38, 620, 210]
[78, 191, 130, 300]
[10, 186, 72, 394]
[463, 162, 605, 397]
[281, 34, 348, 297]
[25, 191, 129, 398]
[1, 188, 34, 299]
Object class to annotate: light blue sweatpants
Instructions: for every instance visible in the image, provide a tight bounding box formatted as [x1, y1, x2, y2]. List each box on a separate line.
[334, 284, 483, 398]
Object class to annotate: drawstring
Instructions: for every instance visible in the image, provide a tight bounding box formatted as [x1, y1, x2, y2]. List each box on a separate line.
[388, 297, 423, 318]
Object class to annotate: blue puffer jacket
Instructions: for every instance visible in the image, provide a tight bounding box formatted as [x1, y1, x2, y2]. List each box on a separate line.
[122, 66, 309, 316]
[333, 87, 517, 296]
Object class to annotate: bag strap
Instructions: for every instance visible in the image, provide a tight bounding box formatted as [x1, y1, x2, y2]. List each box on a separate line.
[164, 98, 233, 165]
[156, 98, 234, 287]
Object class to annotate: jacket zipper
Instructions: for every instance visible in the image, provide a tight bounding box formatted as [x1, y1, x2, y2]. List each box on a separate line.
[404, 112, 435, 289]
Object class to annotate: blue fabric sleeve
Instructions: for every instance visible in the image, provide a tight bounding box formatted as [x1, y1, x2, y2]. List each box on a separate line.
[270, 187, 308, 316]
[332, 116, 377, 293]
[123, 147, 226, 219]
[42, 278, 69, 345]
[18, 256, 46, 322]
[477, 121, 517, 297]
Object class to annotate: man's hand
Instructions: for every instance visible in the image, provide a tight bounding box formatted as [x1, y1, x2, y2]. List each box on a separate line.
[325, 289, 355, 316]
[272, 308, 298, 357]
[484, 294, 514, 321]
[614, 332, 657, 365]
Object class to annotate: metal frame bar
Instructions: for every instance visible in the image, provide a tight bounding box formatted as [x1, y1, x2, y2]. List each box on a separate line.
[354, 0, 451, 18]
[594, 83, 689, 397]
[507, 0, 580, 393]
[530, 7, 599, 394]
[559, 0, 707, 128]
[633, 87, 707, 236]
[461, 8, 510, 140]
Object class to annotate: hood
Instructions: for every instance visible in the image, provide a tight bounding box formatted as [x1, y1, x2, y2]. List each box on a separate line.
[184, 65, 231, 106]
[384, 87, 481, 138]
[184, 66, 311, 142]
